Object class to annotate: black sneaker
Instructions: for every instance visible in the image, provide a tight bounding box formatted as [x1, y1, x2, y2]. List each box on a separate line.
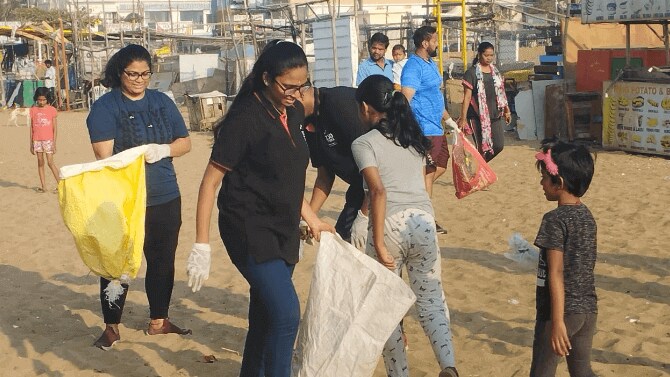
[435, 223, 448, 234]
[94, 326, 120, 350]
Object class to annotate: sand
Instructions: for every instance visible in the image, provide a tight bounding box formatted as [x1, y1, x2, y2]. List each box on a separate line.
[0, 108, 668, 377]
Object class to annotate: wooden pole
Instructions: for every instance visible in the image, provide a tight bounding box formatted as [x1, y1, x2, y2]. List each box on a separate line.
[102, 0, 109, 61]
[328, 0, 339, 85]
[243, 0, 258, 60]
[59, 18, 71, 111]
[86, 0, 94, 82]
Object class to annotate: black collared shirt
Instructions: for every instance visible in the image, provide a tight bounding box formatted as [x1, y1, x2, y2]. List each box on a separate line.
[211, 92, 308, 264]
[303, 86, 367, 184]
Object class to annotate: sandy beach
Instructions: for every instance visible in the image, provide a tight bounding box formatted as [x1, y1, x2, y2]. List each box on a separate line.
[0, 107, 668, 377]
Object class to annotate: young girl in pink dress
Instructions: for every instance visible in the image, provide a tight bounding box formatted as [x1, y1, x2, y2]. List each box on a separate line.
[29, 87, 59, 192]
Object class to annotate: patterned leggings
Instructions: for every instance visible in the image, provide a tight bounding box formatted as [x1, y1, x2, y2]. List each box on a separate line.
[366, 208, 456, 376]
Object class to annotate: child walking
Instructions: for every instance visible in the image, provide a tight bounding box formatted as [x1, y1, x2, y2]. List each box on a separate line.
[30, 87, 59, 193]
[351, 75, 459, 377]
[531, 140, 597, 377]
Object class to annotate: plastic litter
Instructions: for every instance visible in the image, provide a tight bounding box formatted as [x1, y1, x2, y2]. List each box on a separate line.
[504, 233, 540, 268]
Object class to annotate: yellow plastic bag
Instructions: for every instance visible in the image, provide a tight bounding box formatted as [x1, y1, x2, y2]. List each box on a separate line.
[58, 146, 148, 282]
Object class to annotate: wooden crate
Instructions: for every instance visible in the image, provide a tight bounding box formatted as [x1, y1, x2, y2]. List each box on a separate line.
[184, 91, 227, 131]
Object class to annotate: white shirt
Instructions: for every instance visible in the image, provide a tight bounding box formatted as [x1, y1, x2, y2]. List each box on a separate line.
[45, 66, 56, 88]
[392, 58, 408, 85]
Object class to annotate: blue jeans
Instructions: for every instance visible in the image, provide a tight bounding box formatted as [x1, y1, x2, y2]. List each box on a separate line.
[232, 254, 300, 377]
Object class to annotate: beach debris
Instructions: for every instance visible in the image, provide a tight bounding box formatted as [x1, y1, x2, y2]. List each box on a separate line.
[104, 275, 130, 304]
[625, 316, 639, 324]
[200, 354, 217, 363]
[504, 233, 539, 268]
[507, 298, 519, 305]
[221, 347, 240, 356]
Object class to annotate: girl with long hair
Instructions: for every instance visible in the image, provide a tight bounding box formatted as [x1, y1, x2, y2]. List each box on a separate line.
[352, 75, 459, 377]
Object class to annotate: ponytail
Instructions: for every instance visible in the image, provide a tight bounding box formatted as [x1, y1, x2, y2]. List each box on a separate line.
[356, 75, 431, 157]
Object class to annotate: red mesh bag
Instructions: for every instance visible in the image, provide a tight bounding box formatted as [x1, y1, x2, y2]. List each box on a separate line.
[451, 130, 498, 199]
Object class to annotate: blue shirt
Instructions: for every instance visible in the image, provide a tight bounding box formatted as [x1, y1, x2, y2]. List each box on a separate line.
[356, 57, 394, 86]
[401, 54, 444, 136]
[87, 89, 189, 206]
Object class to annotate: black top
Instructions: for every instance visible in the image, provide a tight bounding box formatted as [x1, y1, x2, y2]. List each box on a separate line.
[211, 93, 309, 264]
[463, 67, 500, 120]
[534, 204, 598, 321]
[303, 86, 367, 184]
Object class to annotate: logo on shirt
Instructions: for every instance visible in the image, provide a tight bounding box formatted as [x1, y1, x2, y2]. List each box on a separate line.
[324, 132, 337, 147]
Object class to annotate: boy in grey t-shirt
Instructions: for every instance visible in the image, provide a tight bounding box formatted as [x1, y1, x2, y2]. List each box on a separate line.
[531, 140, 597, 377]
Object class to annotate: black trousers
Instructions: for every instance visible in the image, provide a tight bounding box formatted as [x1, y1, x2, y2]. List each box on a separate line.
[100, 197, 182, 323]
[469, 117, 505, 162]
[334, 175, 365, 241]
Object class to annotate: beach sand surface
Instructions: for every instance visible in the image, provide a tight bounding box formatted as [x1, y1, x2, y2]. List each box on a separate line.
[0, 109, 668, 377]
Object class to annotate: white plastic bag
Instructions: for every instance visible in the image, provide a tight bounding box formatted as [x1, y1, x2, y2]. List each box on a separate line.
[292, 232, 416, 377]
[504, 232, 540, 268]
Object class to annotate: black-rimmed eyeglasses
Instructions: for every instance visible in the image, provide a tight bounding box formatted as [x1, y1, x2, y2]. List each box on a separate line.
[274, 79, 312, 96]
[124, 70, 153, 80]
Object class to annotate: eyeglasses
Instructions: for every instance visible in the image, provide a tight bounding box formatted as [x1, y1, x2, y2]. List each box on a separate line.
[274, 79, 312, 96]
[124, 70, 152, 80]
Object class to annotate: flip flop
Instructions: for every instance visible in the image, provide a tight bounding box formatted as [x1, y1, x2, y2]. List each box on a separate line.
[146, 318, 192, 335]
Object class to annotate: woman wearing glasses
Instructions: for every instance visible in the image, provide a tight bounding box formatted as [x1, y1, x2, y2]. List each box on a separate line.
[186, 40, 333, 376]
[86, 44, 192, 350]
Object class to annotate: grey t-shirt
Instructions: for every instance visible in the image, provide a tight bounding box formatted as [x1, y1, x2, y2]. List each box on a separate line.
[351, 129, 433, 218]
[534, 203, 598, 321]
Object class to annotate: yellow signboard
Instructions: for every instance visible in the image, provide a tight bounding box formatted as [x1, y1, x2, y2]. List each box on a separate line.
[603, 81, 670, 156]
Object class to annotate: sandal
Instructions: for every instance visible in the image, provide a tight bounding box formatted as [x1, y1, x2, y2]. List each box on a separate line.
[35, 187, 46, 193]
[146, 318, 192, 335]
[94, 326, 120, 350]
[439, 367, 459, 377]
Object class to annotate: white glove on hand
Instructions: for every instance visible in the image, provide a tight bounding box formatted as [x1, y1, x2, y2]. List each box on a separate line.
[350, 210, 369, 251]
[444, 117, 459, 132]
[187, 243, 211, 293]
[145, 144, 171, 164]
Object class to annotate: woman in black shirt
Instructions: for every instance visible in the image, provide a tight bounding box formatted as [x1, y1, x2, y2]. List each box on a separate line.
[458, 42, 511, 162]
[187, 40, 334, 377]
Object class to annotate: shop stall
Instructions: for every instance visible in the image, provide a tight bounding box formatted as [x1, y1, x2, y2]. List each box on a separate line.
[581, 0, 670, 156]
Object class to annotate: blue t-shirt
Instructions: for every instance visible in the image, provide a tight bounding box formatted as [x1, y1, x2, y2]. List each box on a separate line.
[356, 58, 394, 86]
[401, 54, 444, 136]
[86, 89, 189, 207]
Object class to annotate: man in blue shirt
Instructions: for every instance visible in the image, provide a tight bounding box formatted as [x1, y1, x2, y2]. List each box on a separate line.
[356, 32, 394, 86]
[401, 26, 458, 234]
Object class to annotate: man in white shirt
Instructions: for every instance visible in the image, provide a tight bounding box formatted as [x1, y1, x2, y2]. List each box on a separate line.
[43, 59, 56, 105]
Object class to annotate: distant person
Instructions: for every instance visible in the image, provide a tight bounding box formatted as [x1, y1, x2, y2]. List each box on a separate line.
[356, 32, 394, 86]
[352, 75, 459, 377]
[401, 26, 457, 234]
[458, 42, 510, 161]
[391, 44, 407, 90]
[29, 87, 59, 193]
[87, 44, 192, 350]
[300, 86, 369, 243]
[187, 40, 334, 376]
[43, 59, 57, 106]
[531, 140, 598, 377]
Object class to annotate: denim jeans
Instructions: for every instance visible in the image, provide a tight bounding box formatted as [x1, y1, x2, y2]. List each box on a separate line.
[233, 254, 300, 377]
[530, 313, 598, 377]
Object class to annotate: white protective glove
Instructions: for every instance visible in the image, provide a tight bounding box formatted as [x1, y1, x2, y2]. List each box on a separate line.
[187, 243, 211, 293]
[350, 210, 369, 251]
[145, 144, 171, 164]
[444, 117, 459, 132]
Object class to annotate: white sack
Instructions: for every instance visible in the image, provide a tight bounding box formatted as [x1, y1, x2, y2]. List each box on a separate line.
[292, 232, 416, 377]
